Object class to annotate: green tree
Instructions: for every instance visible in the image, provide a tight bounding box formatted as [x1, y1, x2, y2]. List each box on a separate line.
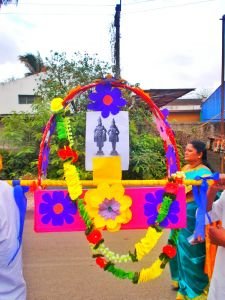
[0, 51, 175, 180]
[36, 51, 110, 111]
[0, 51, 111, 179]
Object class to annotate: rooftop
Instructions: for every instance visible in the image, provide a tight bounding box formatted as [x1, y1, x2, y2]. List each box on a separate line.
[144, 88, 195, 107]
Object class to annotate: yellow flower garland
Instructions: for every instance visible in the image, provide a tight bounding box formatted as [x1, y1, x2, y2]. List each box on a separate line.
[138, 258, 164, 283]
[135, 226, 163, 261]
[63, 161, 82, 200]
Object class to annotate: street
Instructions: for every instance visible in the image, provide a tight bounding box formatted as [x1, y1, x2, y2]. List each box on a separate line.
[23, 211, 175, 300]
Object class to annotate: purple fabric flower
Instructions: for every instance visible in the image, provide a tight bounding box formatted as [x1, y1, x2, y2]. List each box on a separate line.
[39, 191, 77, 226]
[154, 115, 168, 141]
[161, 108, 176, 136]
[166, 144, 178, 176]
[42, 117, 56, 139]
[41, 144, 50, 177]
[50, 118, 56, 135]
[144, 189, 180, 227]
[161, 108, 170, 128]
[99, 198, 120, 220]
[87, 83, 127, 118]
[41, 118, 56, 177]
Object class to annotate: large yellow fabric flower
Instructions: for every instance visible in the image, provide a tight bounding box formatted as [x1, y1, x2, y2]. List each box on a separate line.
[84, 183, 132, 232]
[51, 97, 64, 113]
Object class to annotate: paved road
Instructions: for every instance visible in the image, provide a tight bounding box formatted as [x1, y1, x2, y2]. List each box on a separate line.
[23, 211, 176, 300]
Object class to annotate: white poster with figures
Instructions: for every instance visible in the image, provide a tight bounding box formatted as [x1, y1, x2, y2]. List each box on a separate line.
[85, 111, 129, 170]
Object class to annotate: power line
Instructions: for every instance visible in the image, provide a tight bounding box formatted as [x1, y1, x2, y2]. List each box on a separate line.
[0, 0, 215, 7]
[123, 0, 215, 14]
[0, 0, 216, 15]
[3, 0, 159, 6]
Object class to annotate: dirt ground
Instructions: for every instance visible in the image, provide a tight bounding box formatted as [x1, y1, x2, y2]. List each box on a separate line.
[23, 207, 176, 300]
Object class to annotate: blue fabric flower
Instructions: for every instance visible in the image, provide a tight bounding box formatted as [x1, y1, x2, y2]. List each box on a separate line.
[39, 191, 77, 226]
[144, 189, 180, 227]
[87, 83, 127, 118]
[166, 144, 178, 176]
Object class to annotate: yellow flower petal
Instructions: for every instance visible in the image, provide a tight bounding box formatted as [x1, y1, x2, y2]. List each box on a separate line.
[109, 183, 124, 200]
[85, 206, 98, 218]
[106, 220, 121, 232]
[114, 209, 132, 225]
[94, 215, 106, 229]
[85, 190, 102, 207]
[119, 195, 132, 211]
[121, 209, 132, 223]
[97, 182, 111, 199]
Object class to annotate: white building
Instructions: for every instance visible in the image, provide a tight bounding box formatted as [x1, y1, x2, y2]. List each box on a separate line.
[0, 74, 41, 115]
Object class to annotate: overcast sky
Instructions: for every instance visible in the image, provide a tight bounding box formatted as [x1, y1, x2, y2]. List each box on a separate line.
[0, 0, 225, 93]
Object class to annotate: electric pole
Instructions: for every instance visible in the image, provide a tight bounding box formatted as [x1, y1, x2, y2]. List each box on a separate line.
[114, 1, 121, 79]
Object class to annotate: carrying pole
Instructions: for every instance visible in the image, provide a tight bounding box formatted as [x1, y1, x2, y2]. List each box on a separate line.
[220, 15, 225, 172]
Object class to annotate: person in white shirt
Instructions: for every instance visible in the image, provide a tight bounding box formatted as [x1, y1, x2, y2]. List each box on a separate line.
[0, 181, 26, 300]
[207, 175, 225, 300]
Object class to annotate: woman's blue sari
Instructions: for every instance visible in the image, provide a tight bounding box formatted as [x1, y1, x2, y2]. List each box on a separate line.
[169, 166, 212, 300]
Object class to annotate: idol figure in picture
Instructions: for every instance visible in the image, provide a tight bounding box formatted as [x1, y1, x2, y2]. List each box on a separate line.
[108, 118, 120, 156]
[94, 117, 107, 155]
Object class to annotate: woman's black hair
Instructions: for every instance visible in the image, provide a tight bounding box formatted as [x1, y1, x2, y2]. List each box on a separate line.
[190, 140, 214, 172]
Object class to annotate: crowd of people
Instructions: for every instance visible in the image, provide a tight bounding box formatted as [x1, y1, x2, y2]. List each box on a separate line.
[0, 139, 225, 300]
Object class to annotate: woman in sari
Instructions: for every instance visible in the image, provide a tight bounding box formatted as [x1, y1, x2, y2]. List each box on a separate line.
[170, 140, 213, 300]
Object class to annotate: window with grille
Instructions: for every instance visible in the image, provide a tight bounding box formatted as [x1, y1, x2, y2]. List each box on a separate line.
[18, 95, 35, 104]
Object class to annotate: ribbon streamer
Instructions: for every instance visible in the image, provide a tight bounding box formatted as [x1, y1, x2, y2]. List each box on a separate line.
[8, 180, 28, 265]
[192, 173, 219, 240]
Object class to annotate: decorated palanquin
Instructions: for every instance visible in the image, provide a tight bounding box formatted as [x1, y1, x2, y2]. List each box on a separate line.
[35, 76, 187, 283]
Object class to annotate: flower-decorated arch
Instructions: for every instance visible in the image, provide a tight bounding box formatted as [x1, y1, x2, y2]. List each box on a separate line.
[35, 76, 186, 284]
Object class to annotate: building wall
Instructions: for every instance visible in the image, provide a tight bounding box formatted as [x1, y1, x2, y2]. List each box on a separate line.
[201, 84, 225, 122]
[170, 122, 222, 172]
[168, 112, 200, 122]
[0, 74, 41, 114]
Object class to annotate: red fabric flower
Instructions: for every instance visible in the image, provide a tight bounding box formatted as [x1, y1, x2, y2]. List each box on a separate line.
[165, 182, 179, 195]
[175, 178, 183, 184]
[29, 181, 38, 192]
[162, 244, 177, 259]
[57, 146, 78, 163]
[96, 257, 107, 268]
[86, 230, 102, 244]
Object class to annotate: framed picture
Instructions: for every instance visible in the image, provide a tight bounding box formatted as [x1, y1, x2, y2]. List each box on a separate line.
[85, 111, 129, 170]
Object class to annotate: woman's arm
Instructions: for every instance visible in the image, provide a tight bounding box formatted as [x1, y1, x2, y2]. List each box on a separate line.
[208, 226, 225, 247]
[207, 185, 218, 211]
[207, 174, 225, 211]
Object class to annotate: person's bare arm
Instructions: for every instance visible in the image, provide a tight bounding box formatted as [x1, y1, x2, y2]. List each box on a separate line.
[208, 225, 225, 247]
[207, 174, 225, 211]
